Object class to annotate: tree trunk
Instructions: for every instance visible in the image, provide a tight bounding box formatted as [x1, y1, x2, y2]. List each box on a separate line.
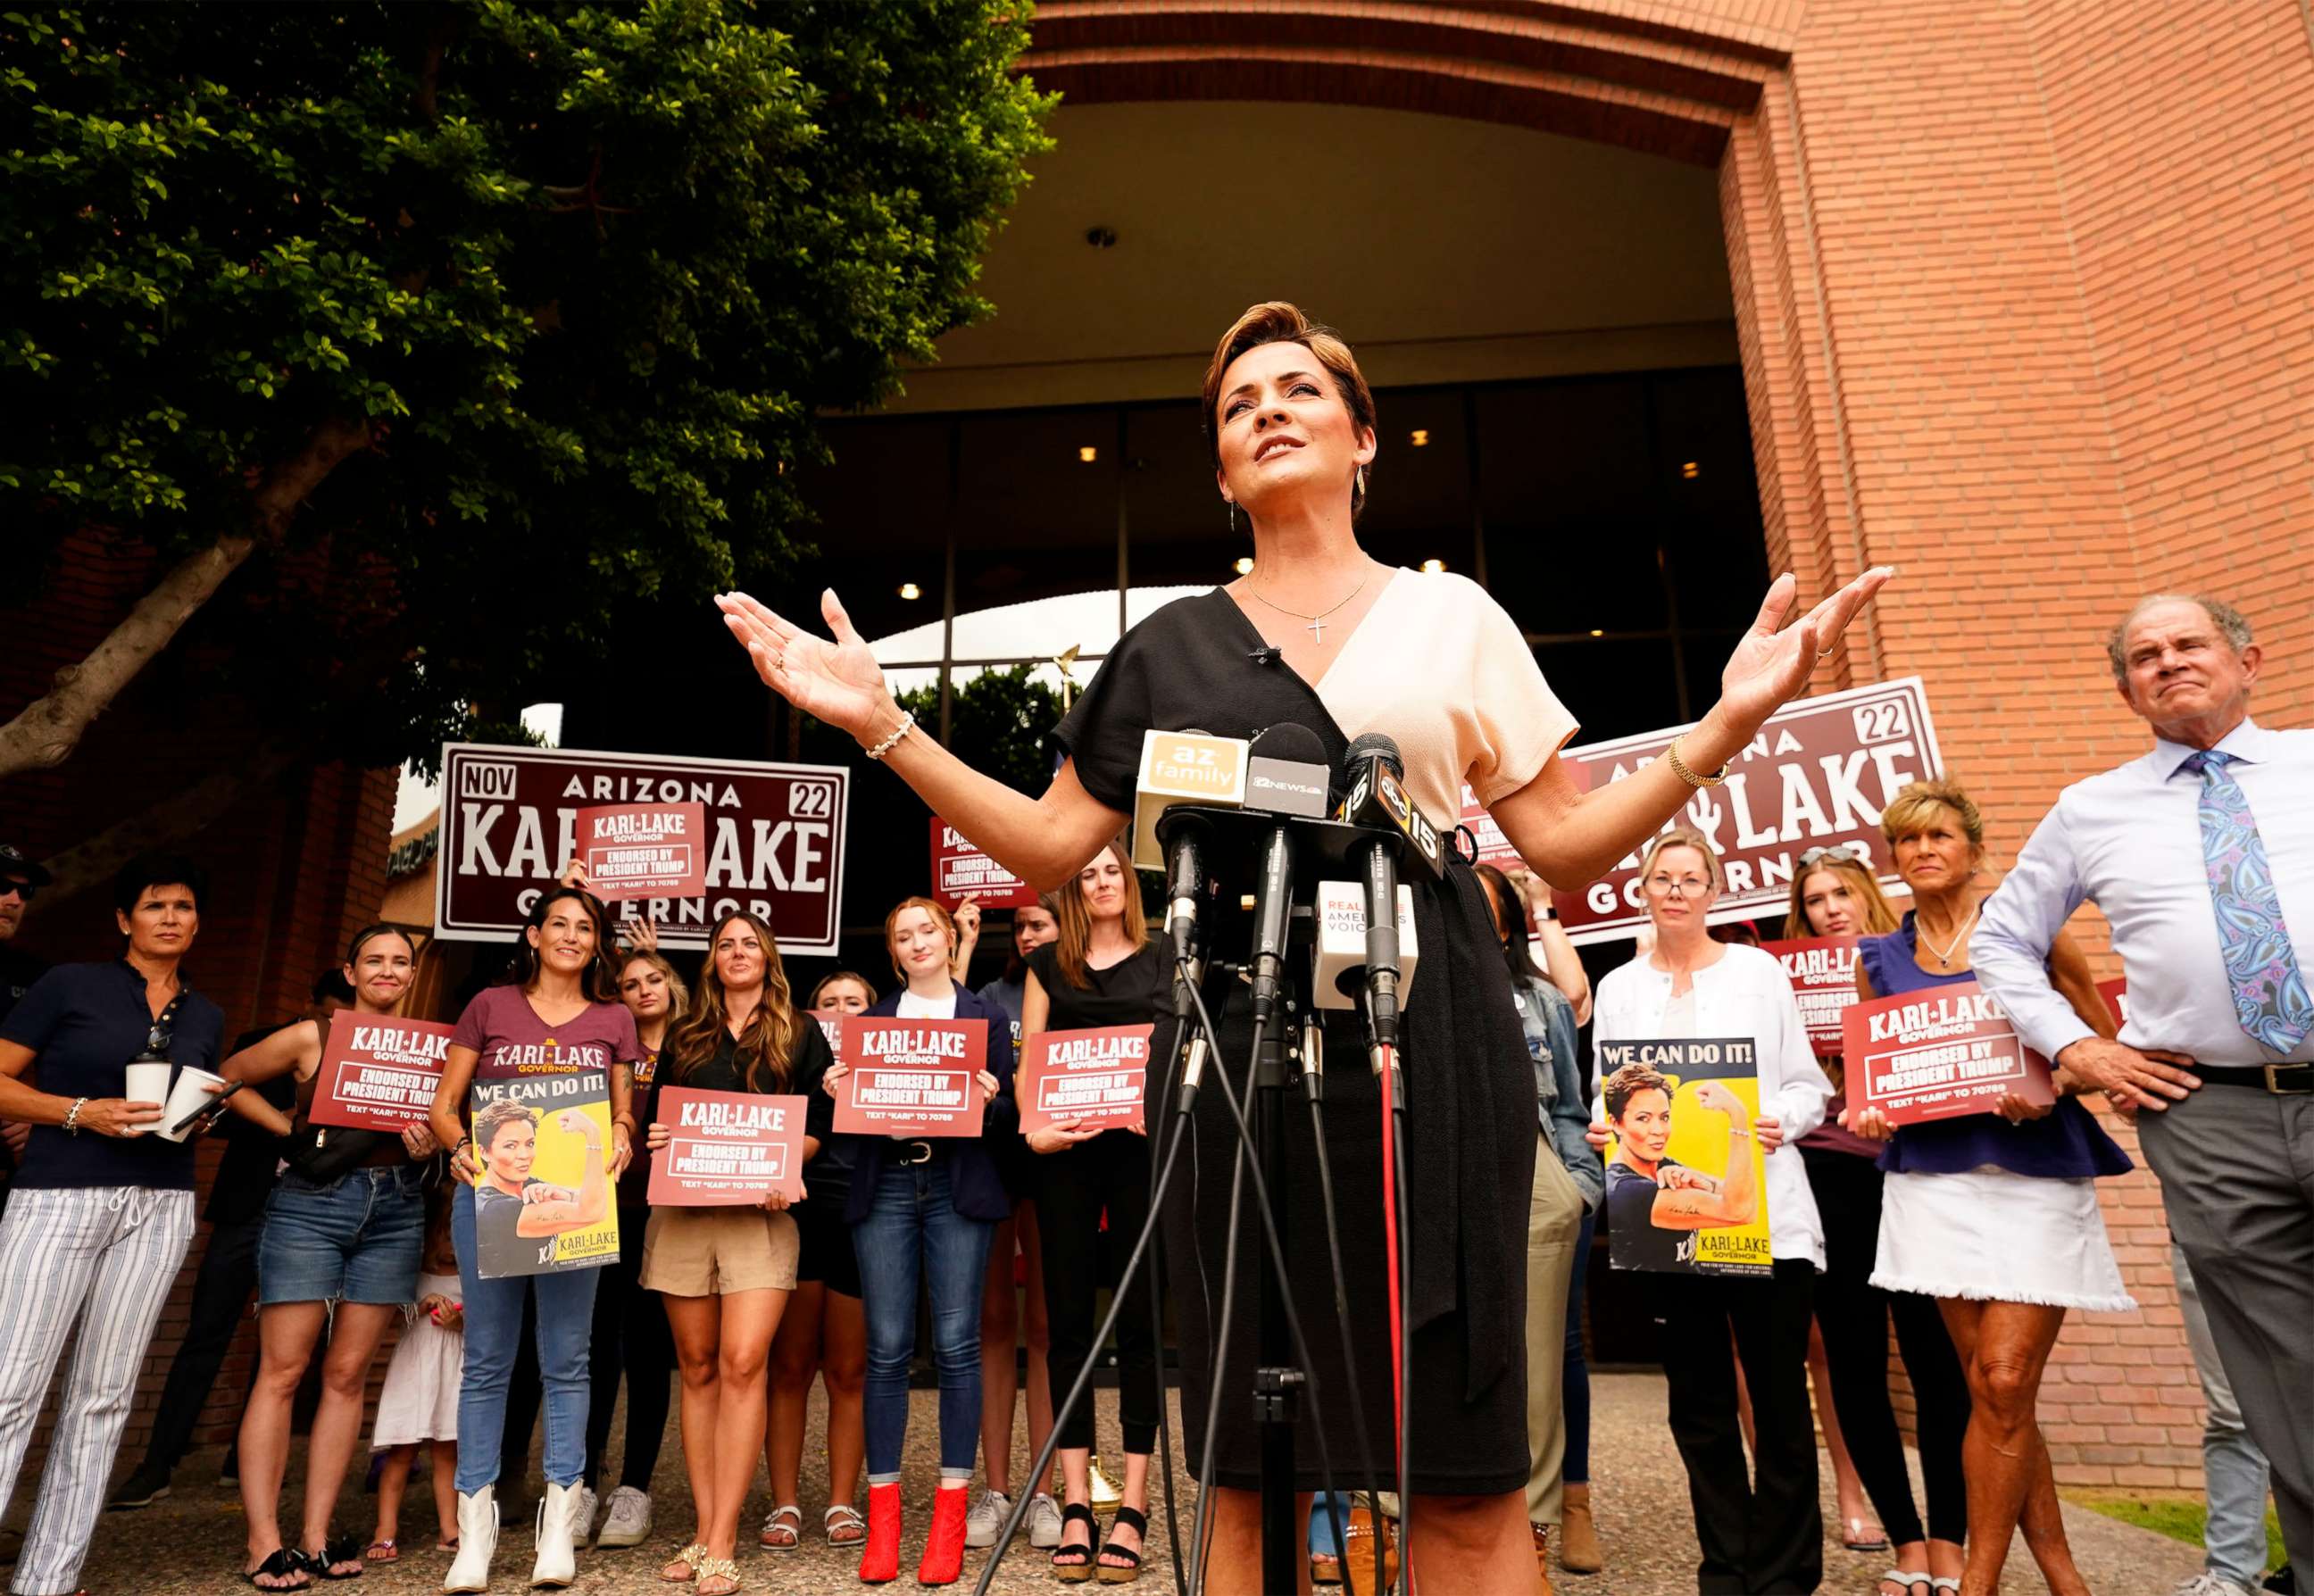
[0, 416, 370, 780]
[34, 739, 299, 905]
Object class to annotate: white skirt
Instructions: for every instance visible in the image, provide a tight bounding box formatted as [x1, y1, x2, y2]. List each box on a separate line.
[1872, 1166, 2136, 1313]
[372, 1272, 462, 1448]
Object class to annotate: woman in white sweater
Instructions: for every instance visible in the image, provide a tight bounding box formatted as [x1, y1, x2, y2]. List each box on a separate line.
[1587, 828, 1833, 1595]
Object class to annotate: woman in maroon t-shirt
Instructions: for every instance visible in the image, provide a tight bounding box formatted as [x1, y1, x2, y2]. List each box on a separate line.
[427, 886, 639, 1593]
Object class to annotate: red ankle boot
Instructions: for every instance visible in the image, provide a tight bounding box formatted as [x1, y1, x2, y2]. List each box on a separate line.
[916, 1484, 970, 1586]
[859, 1482, 902, 1584]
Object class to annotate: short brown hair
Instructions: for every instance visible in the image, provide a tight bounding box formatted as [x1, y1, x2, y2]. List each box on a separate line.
[474, 1099, 536, 1155]
[1603, 1062, 1672, 1123]
[1202, 302, 1378, 520]
[1881, 779, 1984, 853]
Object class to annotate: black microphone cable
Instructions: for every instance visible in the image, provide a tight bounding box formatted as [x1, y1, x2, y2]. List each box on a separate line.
[1175, 964, 1349, 1596]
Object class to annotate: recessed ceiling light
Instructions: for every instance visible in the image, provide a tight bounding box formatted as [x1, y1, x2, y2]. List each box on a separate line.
[1420, 558, 1445, 574]
[1410, 428, 1431, 448]
[1078, 445, 1098, 464]
[1680, 461, 1700, 479]
[1233, 557, 1254, 576]
[898, 582, 922, 601]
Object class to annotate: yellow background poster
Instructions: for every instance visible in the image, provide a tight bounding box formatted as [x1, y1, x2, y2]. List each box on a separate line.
[468, 1068, 620, 1278]
[1598, 1036, 1773, 1277]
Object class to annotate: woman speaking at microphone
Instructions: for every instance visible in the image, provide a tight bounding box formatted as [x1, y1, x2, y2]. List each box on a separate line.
[719, 301, 1890, 1592]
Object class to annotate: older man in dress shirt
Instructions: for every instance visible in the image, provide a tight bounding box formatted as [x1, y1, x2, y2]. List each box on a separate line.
[1975, 594, 2312, 1582]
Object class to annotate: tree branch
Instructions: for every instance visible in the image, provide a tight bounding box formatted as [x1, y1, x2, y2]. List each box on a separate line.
[33, 738, 301, 904]
[0, 417, 370, 779]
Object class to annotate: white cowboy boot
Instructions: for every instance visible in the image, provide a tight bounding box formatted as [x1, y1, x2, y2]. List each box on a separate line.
[530, 1480, 581, 1588]
[444, 1484, 497, 1592]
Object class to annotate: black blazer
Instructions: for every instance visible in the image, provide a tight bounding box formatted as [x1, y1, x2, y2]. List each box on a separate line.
[841, 982, 1020, 1224]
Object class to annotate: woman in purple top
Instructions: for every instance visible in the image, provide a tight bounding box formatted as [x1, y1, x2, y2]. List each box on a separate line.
[1781, 852, 1970, 1596]
[1844, 781, 2128, 1596]
[428, 885, 641, 1594]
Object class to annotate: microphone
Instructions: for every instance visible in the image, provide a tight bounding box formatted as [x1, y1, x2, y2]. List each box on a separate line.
[1244, 723, 1328, 1029]
[1163, 810, 1211, 966]
[1336, 733, 1426, 1052]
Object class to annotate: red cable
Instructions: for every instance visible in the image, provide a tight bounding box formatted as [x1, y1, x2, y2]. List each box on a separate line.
[1377, 1044, 1404, 1469]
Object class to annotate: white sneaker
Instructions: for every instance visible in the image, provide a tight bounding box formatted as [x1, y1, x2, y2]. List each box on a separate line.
[2175, 1575, 2260, 1596]
[595, 1485, 653, 1549]
[964, 1487, 1012, 1550]
[575, 1484, 598, 1545]
[1026, 1492, 1064, 1550]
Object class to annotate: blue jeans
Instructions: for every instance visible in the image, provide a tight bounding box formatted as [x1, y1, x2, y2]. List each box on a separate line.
[2177, 1242, 2272, 1586]
[852, 1158, 994, 1482]
[257, 1164, 425, 1306]
[452, 1183, 599, 1494]
[1561, 1209, 1595, 1485]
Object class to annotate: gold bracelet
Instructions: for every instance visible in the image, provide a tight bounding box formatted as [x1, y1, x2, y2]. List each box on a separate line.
[1664, 733, 1729, 789]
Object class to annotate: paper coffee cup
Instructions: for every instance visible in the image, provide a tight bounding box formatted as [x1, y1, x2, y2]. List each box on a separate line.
[155, 1065, 226, 1143]
[121, 1061, 173, 1136]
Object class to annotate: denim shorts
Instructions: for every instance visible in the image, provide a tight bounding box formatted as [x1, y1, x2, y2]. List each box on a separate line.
[257, 1164, 426, 1306]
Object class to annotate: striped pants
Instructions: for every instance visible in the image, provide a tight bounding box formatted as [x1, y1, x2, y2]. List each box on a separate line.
[0, 1186, 194, 1596]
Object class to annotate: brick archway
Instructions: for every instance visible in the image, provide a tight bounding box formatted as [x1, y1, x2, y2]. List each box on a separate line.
[1019, 0, 1877, 681]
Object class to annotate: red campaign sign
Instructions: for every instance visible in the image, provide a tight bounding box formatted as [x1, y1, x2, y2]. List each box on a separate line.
[1018, 1025, 1153, 1135]
[832, 1018, 988, 1138]
[309, 1011, 454, 1132]
[813, 1013, 843, 1052]
[435, 743, 848, 955]
[1548, 677, 1944, 945]
[1763, 936, 1862, 1057]
[645, 1087, 809, 1207]
[929, 818, 1039, 911]
[576, 802, 707, 902]
[2097, 977, 2127, 1029]
[1844, 979, 2055, 1126]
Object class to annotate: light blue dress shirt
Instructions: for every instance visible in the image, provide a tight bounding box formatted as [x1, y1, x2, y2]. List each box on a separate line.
[1975, 719, 2314, 1068]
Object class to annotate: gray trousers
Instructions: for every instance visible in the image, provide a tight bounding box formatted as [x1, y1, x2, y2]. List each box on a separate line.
[2139, 1084, 2314, 1574]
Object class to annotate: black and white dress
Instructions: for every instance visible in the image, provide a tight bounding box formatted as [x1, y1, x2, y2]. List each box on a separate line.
[1054, 570, 1577, 1494]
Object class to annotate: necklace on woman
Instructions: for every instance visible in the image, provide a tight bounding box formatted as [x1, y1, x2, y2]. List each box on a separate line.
[1246, 565, 1371, 644]
[1918, 901, 1979, 969]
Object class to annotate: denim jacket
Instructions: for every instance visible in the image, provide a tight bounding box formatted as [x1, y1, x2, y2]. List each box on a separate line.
[1512, 974, 1602, 1212]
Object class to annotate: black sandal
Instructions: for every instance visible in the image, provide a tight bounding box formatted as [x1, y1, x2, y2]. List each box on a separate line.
[1053, 1501, 1097, 1584]
[1096, 1506, 1146, 1585]
[243, 1548, 311, 1590]
[304, 1534, 366, 1580]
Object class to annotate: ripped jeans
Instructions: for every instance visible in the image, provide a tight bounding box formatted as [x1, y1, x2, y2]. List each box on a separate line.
[256, 1164, 425, 1307]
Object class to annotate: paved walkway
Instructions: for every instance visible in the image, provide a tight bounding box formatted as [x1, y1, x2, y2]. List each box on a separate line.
[65, 1374, 2203, 1593]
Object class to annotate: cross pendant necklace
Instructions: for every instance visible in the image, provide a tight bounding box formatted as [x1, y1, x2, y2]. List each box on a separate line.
[1247, 565, 1372, 646]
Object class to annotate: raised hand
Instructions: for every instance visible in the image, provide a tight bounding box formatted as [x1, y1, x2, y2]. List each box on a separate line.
[717, 589, 895, 742]
[1716, 567, 1895, 735]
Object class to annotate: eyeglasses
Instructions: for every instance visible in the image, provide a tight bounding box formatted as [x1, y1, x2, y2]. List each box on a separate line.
[1797, 845, 1861, 867]
[1644, 873, 1712, 898]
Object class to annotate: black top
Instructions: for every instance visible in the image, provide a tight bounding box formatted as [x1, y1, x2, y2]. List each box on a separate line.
[0, 960, 225, 1191]
[0, 945, 46, 1027]
[1054, 588, 1539, 1396]
[208, 1020, 301, 1226]
[655, 1019, 840, 1205]
[1605, 1157, 1690, 1273]
[1027, 942, 1168, 1033]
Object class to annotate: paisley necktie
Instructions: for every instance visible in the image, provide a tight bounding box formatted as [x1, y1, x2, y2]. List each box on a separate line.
[2183, 749, 2312, 1053]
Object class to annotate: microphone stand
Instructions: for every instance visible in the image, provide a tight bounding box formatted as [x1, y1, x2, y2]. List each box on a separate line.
[1251, 968, 1301, 1596]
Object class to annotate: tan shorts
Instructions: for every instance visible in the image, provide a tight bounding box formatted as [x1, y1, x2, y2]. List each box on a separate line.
[639, 1205, 799, 1297]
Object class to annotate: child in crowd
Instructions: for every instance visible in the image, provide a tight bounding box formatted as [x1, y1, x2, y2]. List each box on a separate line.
[367, 1184, 463, 1563]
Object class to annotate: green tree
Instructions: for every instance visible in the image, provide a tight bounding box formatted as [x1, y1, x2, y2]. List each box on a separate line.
[0, 1, 1053, 792]
[898, 664, 1062, 796]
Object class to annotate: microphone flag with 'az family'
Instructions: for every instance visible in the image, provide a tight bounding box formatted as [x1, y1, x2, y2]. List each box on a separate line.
[468, 1068, 620, 1279]
[1598, 1037, 1773, 1278]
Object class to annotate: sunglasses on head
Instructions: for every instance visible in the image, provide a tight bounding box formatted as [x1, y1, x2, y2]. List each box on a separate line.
[1797, 845, 1862, 867]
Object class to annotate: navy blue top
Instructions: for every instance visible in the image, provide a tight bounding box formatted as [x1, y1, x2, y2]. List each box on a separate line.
[839, 982, 1020, 1224]
[1860, 915, 2130, 1180]
[1, 960, 225, 1191]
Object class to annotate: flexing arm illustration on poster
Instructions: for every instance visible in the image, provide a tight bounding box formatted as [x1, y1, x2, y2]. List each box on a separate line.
[472, 1100, 609, 1243]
